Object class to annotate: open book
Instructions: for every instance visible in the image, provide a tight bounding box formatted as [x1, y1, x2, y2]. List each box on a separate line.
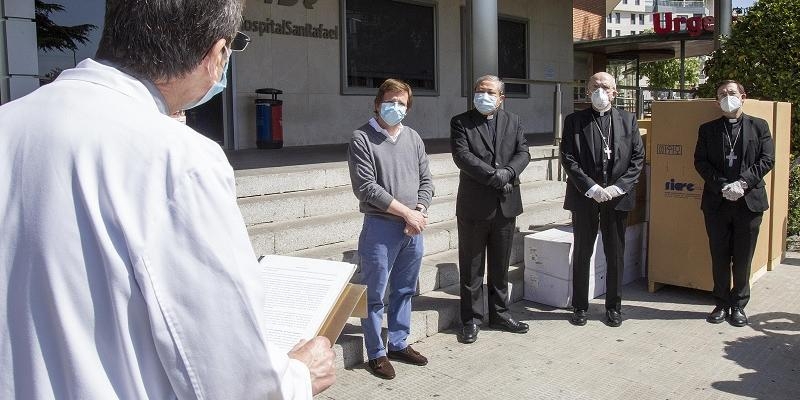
[259, 255, 364, 353]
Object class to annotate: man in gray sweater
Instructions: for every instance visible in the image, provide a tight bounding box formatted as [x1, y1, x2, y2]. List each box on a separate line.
[347, 78, 434, 380]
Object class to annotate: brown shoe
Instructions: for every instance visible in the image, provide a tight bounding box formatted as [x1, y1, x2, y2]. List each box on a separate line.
[387, 345, 428, 366]
[367, 356, 396, 379]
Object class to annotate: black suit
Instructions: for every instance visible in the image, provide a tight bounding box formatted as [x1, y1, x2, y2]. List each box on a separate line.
[559, 107, 644, 312]
[451, 108, 529, 325]
[694, 114, 774, 309]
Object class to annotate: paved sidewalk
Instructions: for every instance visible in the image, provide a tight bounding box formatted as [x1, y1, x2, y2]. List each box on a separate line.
[318, 253, 800, 400]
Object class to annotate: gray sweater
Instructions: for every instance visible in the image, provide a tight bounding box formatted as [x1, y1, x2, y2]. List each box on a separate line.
[347, 122, 434, 220]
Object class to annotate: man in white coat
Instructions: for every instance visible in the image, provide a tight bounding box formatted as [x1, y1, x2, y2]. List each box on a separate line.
[0, 1, 334, 399]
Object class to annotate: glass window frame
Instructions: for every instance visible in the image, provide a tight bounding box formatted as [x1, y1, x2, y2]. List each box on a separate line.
[339, 0, 440, 96]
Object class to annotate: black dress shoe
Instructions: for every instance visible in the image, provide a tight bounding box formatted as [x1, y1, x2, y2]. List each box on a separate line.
[605, 309, 622, 327]
[729, 307, 748, 327]
[460, 323, 479, 344]
[706, 306, 729, 324]
[489, 317, 529, 333]
[570, 309, 588, 326]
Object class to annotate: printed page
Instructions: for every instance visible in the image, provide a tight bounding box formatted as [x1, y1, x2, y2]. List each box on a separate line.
[260, 255, 356, 353]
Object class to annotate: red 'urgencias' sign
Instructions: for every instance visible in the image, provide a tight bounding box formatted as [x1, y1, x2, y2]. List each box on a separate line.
[653, 12, 715, 37]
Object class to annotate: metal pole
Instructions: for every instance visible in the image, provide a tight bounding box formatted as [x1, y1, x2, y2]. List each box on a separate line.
[553, 83, 562, 145]
[680, 40, 686, 99]
[470, 0, 498, 88]
[635, 57, 642, 119]
[715, 0, 732, 49]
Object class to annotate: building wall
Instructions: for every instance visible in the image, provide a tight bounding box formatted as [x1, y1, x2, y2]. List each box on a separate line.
[607, 0, 714, 38]
[573, 0, 606, 40]
[606, 0, 653, 37]
[234, 0, 574, 148]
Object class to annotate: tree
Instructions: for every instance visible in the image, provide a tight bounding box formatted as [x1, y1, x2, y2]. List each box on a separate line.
[699, 0, 800, 236]
[35, 1, 96, 53]
[639, 57, 701, 98]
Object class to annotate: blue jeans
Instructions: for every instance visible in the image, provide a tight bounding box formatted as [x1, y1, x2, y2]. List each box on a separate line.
[358, 214, 424, 360]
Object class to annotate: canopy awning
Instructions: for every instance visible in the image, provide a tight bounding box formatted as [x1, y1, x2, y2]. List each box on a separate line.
[574, 31, 715, 62]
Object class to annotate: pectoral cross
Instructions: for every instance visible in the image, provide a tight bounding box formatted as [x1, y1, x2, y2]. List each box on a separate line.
[726, 150, 738, 167]
[604, 146, 612, 161]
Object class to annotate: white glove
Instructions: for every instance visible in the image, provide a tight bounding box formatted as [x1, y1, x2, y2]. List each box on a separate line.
[588, 185, 612, 203]
[605, 185, 625, 199]
[722, 181, 745, 201]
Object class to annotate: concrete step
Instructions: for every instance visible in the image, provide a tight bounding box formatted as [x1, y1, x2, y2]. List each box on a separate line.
[331, 263, 526, 369]
[234, 145, 562, 198]
[238, 172, 565, 226]
[251, 188, 569, 256]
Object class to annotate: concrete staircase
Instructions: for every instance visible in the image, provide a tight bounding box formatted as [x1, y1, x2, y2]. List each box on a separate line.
[235, 145, 570, 368]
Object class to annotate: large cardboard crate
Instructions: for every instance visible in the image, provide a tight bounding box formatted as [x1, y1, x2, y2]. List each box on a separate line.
[647, 100, 789, 292]
[769, 102, 792, 269]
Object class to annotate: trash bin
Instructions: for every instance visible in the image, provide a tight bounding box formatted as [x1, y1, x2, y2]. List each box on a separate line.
[255, 88, 283, 149]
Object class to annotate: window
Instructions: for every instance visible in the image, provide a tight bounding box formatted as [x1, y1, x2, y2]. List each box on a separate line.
[639, 14, 645, 25]
[497, 17, 528, 95]
[623, 0, 628, 4]
[631, 30, 636, 35]
[615, 30, 621, 36]
[460, 11, 529, 97]
[342, 0, 437, 94]
[636, 0, 641, 5]
[607, 14, 612, 23]
[607, 29, 612, 37]
[631, 14, 636, 24]
[615, 13, 621, 23]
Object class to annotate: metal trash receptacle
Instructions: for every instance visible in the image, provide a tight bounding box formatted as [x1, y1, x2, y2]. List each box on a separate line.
[255, 88, 283, 149]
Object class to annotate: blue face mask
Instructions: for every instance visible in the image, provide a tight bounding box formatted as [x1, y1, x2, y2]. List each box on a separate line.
[473, 92, 498, 115]
[185, 49, 230, 110]
[379, 101, 407, 126]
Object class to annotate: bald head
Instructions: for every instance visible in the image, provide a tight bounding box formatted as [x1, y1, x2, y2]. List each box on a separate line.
[586, 72, 617, 112]
[587, 72, 616, 93]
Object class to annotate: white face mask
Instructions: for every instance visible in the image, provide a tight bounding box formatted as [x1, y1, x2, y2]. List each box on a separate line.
[379, 101, 407, 126]
[591, 88, 611, 111]
[720, 95, 742, 113]
[473, 92, 498, 115]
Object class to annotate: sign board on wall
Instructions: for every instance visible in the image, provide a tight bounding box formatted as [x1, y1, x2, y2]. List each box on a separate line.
[647, 99, 788, 292]
[240, 0, 338, 40]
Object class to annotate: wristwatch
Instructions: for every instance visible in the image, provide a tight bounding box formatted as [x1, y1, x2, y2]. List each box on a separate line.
[415, 205, 428, 217]
[738, 179, 748, 190]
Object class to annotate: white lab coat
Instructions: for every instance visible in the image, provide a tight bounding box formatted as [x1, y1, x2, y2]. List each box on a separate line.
[0, 59, 312, 399]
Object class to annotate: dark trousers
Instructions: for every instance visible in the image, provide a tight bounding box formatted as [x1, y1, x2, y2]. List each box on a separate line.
[702, 200, 763, 309]
[457, 212, 516, 325]
[571, 202, 628, 312]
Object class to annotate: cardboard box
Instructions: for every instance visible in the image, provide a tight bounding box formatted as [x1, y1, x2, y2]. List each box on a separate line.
[524, 226, 606, 280]
[523, 268, 606, 309]
[647, 100, 782, 292]
[769, 102, 792, 269]
[523, 227, 607, 307]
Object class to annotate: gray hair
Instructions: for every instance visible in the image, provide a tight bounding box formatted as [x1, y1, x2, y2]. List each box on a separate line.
[96, 0, 244, 81]
[473, 75, 505, 95]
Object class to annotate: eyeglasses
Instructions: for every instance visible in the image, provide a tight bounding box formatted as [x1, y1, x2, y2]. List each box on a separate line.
[230, 31, 250, 52]
[717, 90, 739, 98]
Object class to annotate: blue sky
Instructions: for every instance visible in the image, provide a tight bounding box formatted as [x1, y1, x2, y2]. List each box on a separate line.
[733, 0, 757, 8]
